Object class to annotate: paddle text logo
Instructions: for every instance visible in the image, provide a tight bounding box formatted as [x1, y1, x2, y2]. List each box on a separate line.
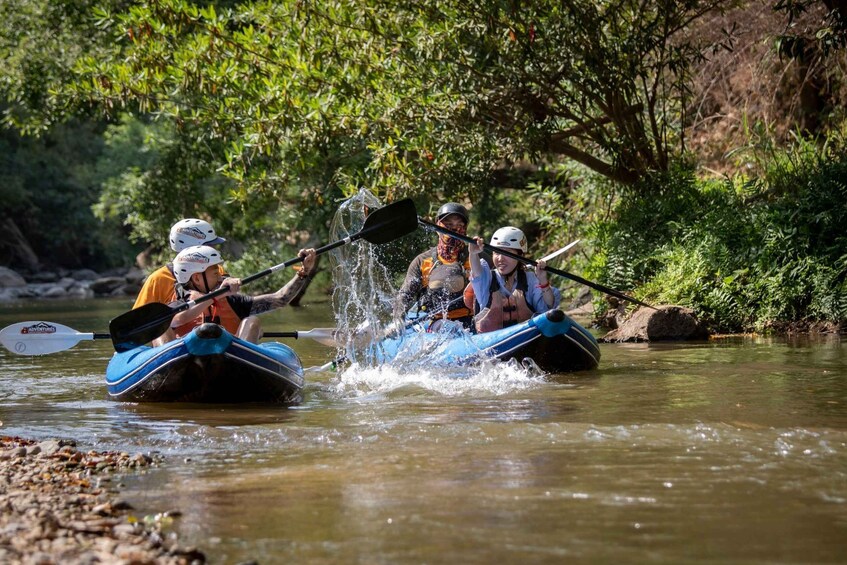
[176, 226, 206, 242]
[20, 322, 57, 335]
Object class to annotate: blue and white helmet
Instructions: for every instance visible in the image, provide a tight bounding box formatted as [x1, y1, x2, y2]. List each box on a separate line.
[173, 245, 223, 284]
[490, 226, 527, 253]
[169, 219, 226, 252]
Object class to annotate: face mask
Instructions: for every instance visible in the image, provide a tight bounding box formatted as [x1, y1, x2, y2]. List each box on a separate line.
[436, 220, 467, 262]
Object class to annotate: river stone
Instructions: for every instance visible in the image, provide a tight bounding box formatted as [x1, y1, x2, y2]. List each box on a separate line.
[70, 268, 100, 281]
[601, 304, 709, 342]
[0, 288, 22, 301]
[66, 285, 95, 299]
[0, 267, 26, 288]
[41, 286, 68, 299]
[27, 271, 59, 283]
[108, 283, 136, 297]
[36, 440, 62, 456]
[124, 267, 147, 284]
[565, 287, 593, 315]
[90, 276, 126, 295]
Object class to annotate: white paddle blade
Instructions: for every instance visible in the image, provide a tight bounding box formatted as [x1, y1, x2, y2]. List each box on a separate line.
[0, 321, 94, 356]
[541, 239, 580, 263]
[297, 328, 340, 347]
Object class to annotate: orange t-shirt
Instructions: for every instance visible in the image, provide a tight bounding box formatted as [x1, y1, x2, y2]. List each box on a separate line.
[133, 265, 177, 309]
[133, 264, 227, 309]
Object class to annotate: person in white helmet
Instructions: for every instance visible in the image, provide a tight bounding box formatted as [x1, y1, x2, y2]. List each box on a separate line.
[168, 244, 317, 343]
[132, 219, 228, 346]
[467, 226, 560, 333]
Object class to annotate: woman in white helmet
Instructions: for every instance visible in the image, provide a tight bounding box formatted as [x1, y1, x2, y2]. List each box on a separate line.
[169, 244, 317, 343]
[467, 226, 561, 333]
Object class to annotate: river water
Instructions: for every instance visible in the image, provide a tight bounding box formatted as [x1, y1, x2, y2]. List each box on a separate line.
[1, 298, 845, 564]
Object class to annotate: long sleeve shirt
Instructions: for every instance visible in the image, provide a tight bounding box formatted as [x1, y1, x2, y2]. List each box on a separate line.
[471, 259, 561, 314]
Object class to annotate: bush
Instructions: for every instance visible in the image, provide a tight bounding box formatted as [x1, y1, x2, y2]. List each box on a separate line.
[591, 148, 847, 332]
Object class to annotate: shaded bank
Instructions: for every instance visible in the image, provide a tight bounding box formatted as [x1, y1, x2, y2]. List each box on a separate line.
[0, 266, 142, 301]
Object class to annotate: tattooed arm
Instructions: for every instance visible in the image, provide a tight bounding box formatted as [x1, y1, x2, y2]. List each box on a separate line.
[248, 248, 317, 315]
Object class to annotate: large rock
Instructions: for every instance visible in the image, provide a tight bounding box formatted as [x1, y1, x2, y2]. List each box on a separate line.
[90, 276, 127, 295]
[565, 286, 593, 312]
[601, 305, 709, 342]
[70, 268, 100, 281]
[0, 267, 27, 288]
[41, 286, 68, 298]
[124, 267, 147, 285]
[27, 271, 59, 283]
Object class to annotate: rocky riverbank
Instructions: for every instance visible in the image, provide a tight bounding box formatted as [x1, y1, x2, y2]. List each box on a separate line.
[0, 436, 205, 564]
[0, 267, 144, 302]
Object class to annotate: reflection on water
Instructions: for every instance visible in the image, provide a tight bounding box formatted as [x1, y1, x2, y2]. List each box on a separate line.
[1, 299, 846, 563]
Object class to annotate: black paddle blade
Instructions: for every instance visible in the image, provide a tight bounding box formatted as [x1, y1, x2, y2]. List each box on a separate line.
[359, 198, 418, 245]
[108, 302, 177, 351]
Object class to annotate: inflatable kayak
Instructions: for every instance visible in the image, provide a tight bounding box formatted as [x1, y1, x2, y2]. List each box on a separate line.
[376, 309, 600, 372]
[105, 323, 304, 403]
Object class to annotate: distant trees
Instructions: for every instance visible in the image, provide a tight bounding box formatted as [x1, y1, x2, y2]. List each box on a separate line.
[70, 0, 733, 200]
[6, 0, 839, 270]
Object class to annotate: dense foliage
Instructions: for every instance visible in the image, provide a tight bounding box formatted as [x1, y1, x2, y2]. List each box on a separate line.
[588, 138, 847, 331]
[1, 0, 846, 330]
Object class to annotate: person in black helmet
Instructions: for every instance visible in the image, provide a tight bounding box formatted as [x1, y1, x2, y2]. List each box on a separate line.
[394, 202, 476, 330]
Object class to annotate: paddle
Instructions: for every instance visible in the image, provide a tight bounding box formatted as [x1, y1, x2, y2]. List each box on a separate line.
[109, 198, 418, 350]
[0, 321, 344, 356]
[541, 239, 580, 263]
[419, 218, 655, 309]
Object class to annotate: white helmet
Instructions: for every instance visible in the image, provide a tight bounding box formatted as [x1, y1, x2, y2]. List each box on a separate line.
[169, 219, 226, 251]
[173, 245, 223, 284]
[490, 226, 527, 253]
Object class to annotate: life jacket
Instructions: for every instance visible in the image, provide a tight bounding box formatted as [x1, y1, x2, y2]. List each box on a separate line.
[417, 248, 472, 320]
[173, 297, 243, 337]
[473, 269, 535, 333]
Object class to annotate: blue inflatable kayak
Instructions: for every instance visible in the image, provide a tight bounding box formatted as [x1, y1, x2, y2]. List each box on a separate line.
[376, 309, 600, 372]
[105, 323, 304, 403]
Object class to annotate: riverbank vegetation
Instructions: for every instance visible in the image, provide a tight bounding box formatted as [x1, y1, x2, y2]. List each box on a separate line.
[1, 0, 845, 332]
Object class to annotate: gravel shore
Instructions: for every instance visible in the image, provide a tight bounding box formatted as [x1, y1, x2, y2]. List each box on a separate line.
[0, 436, 205, 564]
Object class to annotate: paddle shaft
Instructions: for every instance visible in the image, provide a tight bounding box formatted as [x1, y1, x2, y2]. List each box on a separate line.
[201, 200, 416, 305]
[73, 330, 336, 340]
[183, 229, 373, 310]
[419, 218, 655, 310]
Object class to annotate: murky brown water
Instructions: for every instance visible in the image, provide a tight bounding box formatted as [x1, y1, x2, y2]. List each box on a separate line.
[1, 299, 845, 563]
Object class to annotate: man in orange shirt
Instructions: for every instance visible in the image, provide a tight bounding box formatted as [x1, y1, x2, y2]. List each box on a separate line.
[133, 219, 227, 345]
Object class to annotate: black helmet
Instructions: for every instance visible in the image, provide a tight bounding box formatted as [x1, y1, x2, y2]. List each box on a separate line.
[436, 202, 469, 224]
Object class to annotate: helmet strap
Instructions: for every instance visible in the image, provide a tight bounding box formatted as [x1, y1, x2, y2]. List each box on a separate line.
[201, 271, 213, 293]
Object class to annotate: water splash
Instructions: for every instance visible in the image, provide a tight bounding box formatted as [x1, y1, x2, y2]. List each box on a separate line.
[327, 189, 547, 395]
[332, 357, 547, 398]
[328, 189, 398, 364]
